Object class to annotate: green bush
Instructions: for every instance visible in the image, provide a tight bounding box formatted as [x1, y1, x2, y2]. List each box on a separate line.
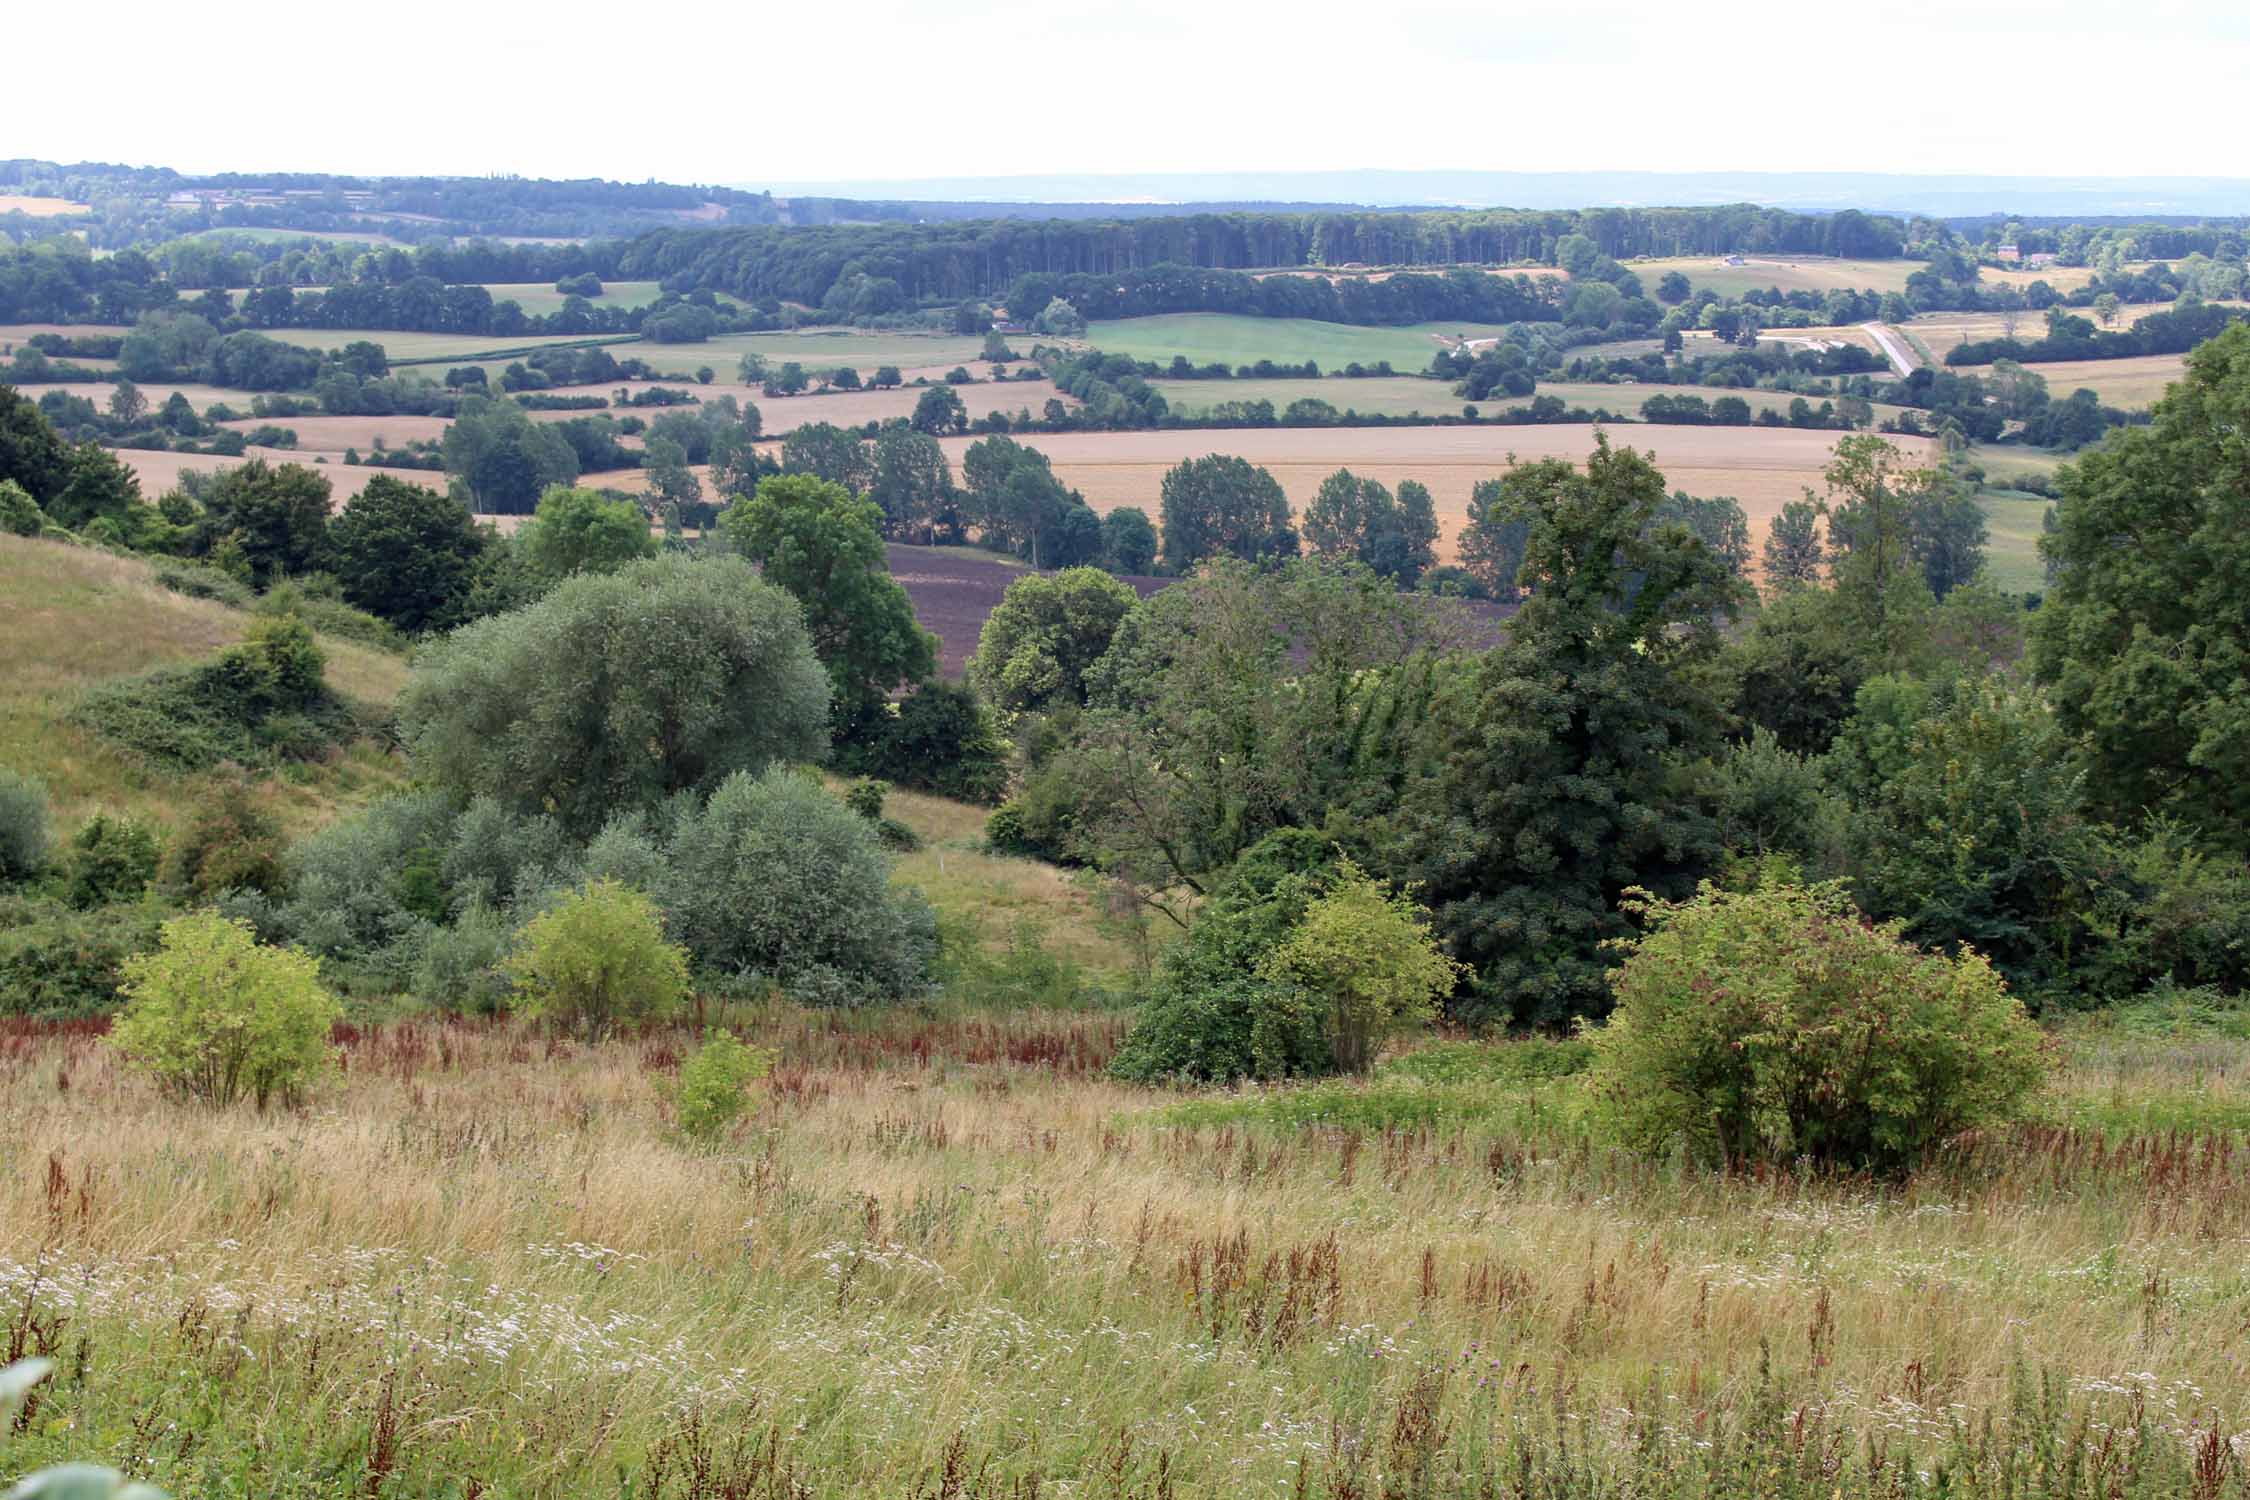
[411, 899, 516, 1014]
[162, 783, 284, 900]
[0, 769, 52, 883]
[70, 614, 368, 772]
[843, 777, 887, 821]
[509, 878, 689, 1040]
[1257, 856, 1463, 1073]
[837, 680, 1008, 806]
[0, 478, 43, 537]
[673, 1030, 774, 1141]
[1588, 880, 2049, 1172]
[271, 791, 460, 974]
[661, 769, 937, 1005]
[255, 581, 399, 651]
[0, 897, 164, 1018]
[1111, 836, 1339, 1084]
[151, 559, 255, 608]
[62, 815, 160, 908]
[109, 910, 341, 1109]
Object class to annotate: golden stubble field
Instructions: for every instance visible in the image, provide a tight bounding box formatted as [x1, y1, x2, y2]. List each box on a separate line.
[934, 424, 1928, 560]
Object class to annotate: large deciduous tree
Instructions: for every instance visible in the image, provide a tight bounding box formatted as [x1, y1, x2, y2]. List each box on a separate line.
[1157, 454, 1299, 572]
[1406, 435, 1747, 1027]
[968, 566, 1140, 715]
[398, 554, 829, 838]
[721, 473, 936, 717]
[326, 475, 488, 632]
[2031, 322, 2250, 846]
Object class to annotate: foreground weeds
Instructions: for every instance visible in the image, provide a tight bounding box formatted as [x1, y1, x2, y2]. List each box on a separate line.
[1, 1011, 2247, 1496]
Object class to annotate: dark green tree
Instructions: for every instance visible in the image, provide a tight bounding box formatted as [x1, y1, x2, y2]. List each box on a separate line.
[968, 567, 1140, 715]
[1101, 506, 1158, 574]
[912, 384, 968, 436]
[327, 475, 488, 632]
[779, 421, 872, 492]
[721, 474, 937, 717]
[1761, 495, 1826, 589]
[2031, 322, 2250, 845]
[1157, 455, 1299, 571]
[1406, 435, 1748, 1026]
[197, 460, 329, 585]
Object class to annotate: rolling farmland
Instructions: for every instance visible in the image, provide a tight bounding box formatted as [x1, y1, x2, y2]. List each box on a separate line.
[934, 423, 1925, 561]
[2019, 353, 2190, 409]
[1625, 255, 1920, 298]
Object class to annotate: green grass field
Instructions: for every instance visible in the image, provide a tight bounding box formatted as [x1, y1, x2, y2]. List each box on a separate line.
[628, 329, 993, 378]
[1087, 313, 1513, 372]
[1976, 489, 2054, 592]
[260, 327, 620, 362]
[476, 280, 677, 316]
[1148, 375, 1911, 428]
[1626, 254, 1919, 299]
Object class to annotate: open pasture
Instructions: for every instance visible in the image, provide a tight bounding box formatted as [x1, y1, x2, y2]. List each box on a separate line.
[1901, 302, 2229, 360]
[1, 997, 2246, 1496]
[259, 327, 618, 362]
[1976, 490, 2056, 593]
[214, 412, 451, 455]
[626, 328, 994, 379]
[1626, 254, 1920, 298]
[476, 280, 677, 316]
[2021, 353, 2191, 409]
[936, 423, 1928, 563]
[0, 322, 132, 344]
[1086, 313, 1519, 372]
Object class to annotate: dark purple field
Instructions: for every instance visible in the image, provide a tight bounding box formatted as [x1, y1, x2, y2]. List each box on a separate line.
[887, 545, 1167, 676]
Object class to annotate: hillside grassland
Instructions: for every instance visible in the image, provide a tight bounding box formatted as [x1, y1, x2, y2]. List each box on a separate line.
[1085, 313, 1519, 371]
[0, 535, 408, 830]
[1, 991, 2245, 1497]
[1975, 490, 2056, 592]
[476, 279, 682, 316]
[259, 327, 618, 361]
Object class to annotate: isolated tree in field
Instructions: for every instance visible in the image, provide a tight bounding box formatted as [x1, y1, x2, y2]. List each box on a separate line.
[912, 383, 968, 435]
[870, 365, 903, 389]
[1655, 270, 1692, 305]
[2032, 322, 2250, 845]
[981, 330, 1017, 364]
[1304, 468, 1387, 561]
[1258, 856, 1463, 1073]
[196, 459, 329, 586]
[1761, 495, 1825, 589]
[2093, 291, 2121, 328]
[1157, 454, 1299, 571]
[721, 473, 936, 716]
[107, 378, 147, 427]
[110, 911, 340, 1110]
[517, 484, 656, 581]
[509, 878, 687, 1041]
[326, 474, 488, 632]
[1407, 435, 1746, 1026]
[399, 554, 829, 838]
[969, 566, 1140, 715]
[779, 421, 872, 492]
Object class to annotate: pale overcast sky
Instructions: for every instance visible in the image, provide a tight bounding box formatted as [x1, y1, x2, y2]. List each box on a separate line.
[13, 0, 2246, 185]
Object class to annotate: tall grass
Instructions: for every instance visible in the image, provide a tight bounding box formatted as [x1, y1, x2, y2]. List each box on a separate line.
[1, 1011, 2246, 1496]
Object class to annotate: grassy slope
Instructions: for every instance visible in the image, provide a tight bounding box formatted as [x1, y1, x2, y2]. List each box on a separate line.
[1087, 313, 1517, 371]
[0, 535, 409, 832]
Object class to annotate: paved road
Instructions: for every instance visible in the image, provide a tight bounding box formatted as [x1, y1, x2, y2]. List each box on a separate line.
[1860, 321, 1918, 378]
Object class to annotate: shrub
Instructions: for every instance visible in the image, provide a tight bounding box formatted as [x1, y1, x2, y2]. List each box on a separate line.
[1588, 880, 2049, 1172]
[843, 777, 887, 821]
[1257, 856, 1463, 1073]
[411, 899, 516, 1015]
[63, 815, 160, 908]
[0, 897, 164, 1018]
[0, 769, 52, 883]
[271, 791, 460, 973]
[508, 878, 689, 1039]
[1111, 838, 1338, 1084]
[0, 478, 42, 536]
[109, 911, 341, 1108]
[71, 614, 366, 772]
[151, 559, 255, 608]
[163, 783, 284, 900]
[838, 680, 1008, 806]
[661, 768, 937, 1004]
[672, 1030, 774, 1141]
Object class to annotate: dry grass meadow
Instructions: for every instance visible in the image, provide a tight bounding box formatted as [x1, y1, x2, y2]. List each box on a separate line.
[934, 424, 1928, 562]
[2019, 354, 2193, 410]
[107, 448, 439, 507]
[3, 976, 2247, 1496]
[0, 196, 91, 217]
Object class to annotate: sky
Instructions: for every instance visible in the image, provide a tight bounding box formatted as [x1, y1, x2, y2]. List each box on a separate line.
[13, 0, 2249, 187]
